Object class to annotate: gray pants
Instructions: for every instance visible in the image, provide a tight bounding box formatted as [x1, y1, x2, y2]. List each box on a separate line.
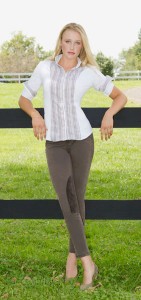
[45, 132, 94, 258]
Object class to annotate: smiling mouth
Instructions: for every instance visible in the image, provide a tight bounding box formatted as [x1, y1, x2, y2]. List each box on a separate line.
[68, 52, 75, 54]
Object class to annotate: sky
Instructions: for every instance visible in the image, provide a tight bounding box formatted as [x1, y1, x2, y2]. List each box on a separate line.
[1, 0, 141, 60]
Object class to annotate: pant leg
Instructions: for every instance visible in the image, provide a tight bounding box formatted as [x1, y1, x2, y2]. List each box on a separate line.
[45, 140, 91, 258]
[68, 133, 94, 253]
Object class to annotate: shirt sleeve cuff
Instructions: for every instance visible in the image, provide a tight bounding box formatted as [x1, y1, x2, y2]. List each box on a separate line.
[21, 83, 34, 101]
[101, 75, 114, 96]
[104, 80, 114, 96]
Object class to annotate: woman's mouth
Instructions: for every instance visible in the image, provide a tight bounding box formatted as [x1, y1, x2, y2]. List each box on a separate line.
[68, 51, 75, 54]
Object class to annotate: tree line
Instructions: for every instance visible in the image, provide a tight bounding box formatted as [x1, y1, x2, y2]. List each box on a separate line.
[0, 29, 141, 76]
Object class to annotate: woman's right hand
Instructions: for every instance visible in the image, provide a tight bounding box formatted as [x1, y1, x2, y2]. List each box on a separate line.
[31, 110, 47, 140]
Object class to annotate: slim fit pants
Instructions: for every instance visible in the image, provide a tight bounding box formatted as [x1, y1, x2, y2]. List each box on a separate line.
[45, 132, 94, 258]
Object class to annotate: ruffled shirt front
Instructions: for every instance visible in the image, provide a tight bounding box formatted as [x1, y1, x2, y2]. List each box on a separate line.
[21, 54, 114, 141]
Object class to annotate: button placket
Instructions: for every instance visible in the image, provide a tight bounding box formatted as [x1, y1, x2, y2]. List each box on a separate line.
[62, 70, 69, 139]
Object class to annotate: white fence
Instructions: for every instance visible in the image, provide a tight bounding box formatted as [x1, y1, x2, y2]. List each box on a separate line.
[0, 73, 32, 83]
[0, 70, 141, 83]
[113, 70, 141, 80]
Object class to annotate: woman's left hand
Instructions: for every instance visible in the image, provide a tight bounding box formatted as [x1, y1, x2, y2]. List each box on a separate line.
[100, 110, 114, 141]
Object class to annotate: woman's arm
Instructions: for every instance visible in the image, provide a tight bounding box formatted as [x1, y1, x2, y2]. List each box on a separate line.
[100, 86, 128, 141]
[18, 95, 47, 140]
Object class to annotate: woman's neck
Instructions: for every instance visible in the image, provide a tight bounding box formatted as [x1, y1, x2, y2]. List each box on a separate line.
[58, 55, 78, 71]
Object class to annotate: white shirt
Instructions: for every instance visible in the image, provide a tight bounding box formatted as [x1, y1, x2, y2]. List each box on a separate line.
[21, 54, 114, 141]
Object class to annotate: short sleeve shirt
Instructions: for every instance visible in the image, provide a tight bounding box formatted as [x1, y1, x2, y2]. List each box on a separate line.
[21, 54, 114, 141]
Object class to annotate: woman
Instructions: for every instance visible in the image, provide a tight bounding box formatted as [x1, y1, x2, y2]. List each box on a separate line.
[18, 22, 127, 290]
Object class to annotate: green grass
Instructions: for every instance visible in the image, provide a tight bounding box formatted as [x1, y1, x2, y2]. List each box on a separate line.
[0, 128, 141, 200]
[0, 82, 141, 299]
[0, 219, 141, 299]
[0, 80, 141, 108]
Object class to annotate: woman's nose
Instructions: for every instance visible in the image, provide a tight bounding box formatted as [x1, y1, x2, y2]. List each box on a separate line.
[70, 43, 74, 50]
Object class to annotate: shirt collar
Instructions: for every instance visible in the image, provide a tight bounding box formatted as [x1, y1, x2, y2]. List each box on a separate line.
[55, 54, 82, 70]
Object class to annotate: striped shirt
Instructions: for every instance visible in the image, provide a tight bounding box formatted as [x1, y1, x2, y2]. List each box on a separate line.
[21, 54, 114, 141]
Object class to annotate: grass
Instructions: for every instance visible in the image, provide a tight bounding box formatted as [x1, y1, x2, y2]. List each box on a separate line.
[0, 81, 141, 299]
[0, 128, 141, 200]
[0, 219, 141, 299]
[0, 80, 141, 108]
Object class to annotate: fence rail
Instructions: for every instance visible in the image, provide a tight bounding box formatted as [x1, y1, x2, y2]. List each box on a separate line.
[0, 107, 141, 128]
[0, 107, 141, 219]
[0, 73, 32, 83]
[113, 70, 141, 80]
[0, 70, 141, 82]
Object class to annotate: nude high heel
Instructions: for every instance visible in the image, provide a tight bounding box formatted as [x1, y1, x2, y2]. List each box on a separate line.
[65, 274, 77, 282]
[80, 263, 98, 290]
[65, 254, 78, 282]
[65, 267, 78, 282]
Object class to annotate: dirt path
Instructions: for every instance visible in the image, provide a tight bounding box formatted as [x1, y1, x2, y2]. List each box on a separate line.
[123, 86, 141, 105]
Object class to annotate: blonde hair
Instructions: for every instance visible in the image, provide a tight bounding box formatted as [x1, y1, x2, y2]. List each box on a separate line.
[49, 23, 98, 67]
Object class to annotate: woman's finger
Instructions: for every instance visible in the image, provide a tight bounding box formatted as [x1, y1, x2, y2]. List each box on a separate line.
[35, 126, 47, 140]
[100, 127, 113, 141]
[33, 126, 38, 138]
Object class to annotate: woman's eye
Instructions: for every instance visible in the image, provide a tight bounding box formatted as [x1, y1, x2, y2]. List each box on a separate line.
[65, 40, 81, 45]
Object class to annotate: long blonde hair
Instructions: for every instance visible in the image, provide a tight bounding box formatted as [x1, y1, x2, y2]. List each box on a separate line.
[49, 23, 98, 67]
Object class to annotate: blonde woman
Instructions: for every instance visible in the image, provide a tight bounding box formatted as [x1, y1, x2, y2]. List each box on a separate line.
[18, 23, 127, 290]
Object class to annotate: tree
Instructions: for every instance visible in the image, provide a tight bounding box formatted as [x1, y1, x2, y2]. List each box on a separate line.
[96, 52, 114, 77]
[0, 32, 49, 72]
[119, 28, 141, 70]
[138, 28, 141, 42]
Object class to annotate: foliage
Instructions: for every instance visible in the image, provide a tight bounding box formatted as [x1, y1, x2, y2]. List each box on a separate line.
[96, 52, 114, 77]
[119, 28, 141, 70]
[0, 32, 53, 72]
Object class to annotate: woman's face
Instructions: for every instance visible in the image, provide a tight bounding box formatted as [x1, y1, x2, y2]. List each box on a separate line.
[60, 29, 83, 60]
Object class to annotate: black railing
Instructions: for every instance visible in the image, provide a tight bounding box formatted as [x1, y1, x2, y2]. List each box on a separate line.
[0, 107, 141, 219]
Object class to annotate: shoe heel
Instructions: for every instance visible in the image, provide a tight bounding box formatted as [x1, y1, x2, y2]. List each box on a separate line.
[80, 263, 98, 290]
[65, 275, 77, 283]
[94, 264, 98, 278]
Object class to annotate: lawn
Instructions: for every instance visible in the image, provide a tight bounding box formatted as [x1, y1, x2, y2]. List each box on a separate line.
[0, 81, 141, 299]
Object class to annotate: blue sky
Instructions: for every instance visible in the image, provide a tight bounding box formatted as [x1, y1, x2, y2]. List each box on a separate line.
[1, 0, 141, 59]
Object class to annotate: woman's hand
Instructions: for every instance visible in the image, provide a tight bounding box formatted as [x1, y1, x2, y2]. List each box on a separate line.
[100, 110, 114, 141]
[99, 86, 127, 141]
[31, 111, 47, 140]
